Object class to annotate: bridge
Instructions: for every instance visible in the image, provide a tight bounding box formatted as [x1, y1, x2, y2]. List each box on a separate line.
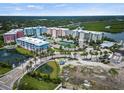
[0, 54, 75, 90]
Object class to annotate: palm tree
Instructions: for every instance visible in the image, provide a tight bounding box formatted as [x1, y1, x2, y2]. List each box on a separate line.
[47, 48, 50, 56]
[100, 51, 102, 57]
[33, 55, 37, 65]
[94, 51, 98, 58]
[89, 50, 93, 59]
[81, 51, 87, 59]
[94, 51, 99, 62]
[81, 52, 85, 59]
[29, 61, 33, 68]
[108, 68, 119, 81]
[26, 65, 30, 72]
[39, 53, 42, 62]
[73, 52, 77, 58]
[85, 52, 88, 59]
[39, 48, 43, 62]
[104, 51, 108, 56]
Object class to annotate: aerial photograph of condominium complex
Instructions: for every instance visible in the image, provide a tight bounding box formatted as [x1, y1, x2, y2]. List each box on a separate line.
[0, 3, 124, 90]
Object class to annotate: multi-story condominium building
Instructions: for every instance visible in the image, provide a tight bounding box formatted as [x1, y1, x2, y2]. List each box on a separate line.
[3, 29, 24, 43]
[79, 30, 103, 48]
[16, 37, 49, 51]
[47, 27, 81, 38]
[47, 27, 70, 38]
[23, 26, 47, 37]
[71, 29, 80, 38]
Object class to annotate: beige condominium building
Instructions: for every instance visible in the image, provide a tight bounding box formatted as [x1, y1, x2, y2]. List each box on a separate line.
[47, 27, 70, 38]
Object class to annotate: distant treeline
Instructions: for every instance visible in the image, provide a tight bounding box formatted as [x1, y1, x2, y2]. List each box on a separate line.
[0, 16, 124, 23]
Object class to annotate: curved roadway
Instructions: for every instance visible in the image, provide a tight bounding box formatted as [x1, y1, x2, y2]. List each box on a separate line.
[0, 54, 74, 90]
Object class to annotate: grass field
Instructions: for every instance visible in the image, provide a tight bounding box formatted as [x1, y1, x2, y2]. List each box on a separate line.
[81, 21, 124, 33]
[0, 67, 11, 75]
[0, 62, 12, 75]
[18, 75, 58, 90]
[36, 61, 60, 79]
[16, 46, 33, 57]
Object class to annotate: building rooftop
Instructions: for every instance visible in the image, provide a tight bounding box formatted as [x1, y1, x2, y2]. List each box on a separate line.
[24, 26, 46, 30]
[4, 29, 23, 35]
[47, 27, 69, 30]
[79, 30, 103, 34]
[100, 41, 115, 48]
[17, 37, 49, 46]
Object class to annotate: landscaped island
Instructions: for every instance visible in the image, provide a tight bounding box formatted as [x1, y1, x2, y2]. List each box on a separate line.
[16, 61, 61, 90]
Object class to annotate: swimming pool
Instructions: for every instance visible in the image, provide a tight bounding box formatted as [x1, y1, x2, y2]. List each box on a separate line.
[59, 40, 76, 48]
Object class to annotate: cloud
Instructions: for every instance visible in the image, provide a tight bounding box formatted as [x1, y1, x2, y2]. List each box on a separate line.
[54, 4, 67, 7]
[15, 7, 23, 11]
[26, 4, 44, 10]
[0, 3, 124, 16]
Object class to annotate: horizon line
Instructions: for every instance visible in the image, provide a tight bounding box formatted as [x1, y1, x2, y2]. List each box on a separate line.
[0, 15, 124, 16]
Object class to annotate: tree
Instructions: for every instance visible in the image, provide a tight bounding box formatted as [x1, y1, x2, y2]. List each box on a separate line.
[81, 52, 86, 59]
[94, 51, 98, 58]
[39, 48, 44, 58]
[47, 48, 55, 56]
[108, 68, 118, 80]
[85, 52, 88, 59]
[33, 55, 37, 65]
[100, 51, 103, 57]
[29, 61, 33, 68]
[89, 50, 93, 59]
[59, 45, 62, 50]
[26, 65, 30, 72]
[73, 52, 77, 58]
[39, 53, 42, 62]
[104, 51, 108, 56]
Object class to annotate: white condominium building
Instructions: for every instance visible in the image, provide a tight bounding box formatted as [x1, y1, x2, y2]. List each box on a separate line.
[79, 30, 103, 48]
[16, 37, 49, 51]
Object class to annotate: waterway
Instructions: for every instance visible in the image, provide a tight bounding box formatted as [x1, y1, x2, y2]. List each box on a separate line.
[0, 49, 29, 67]
[103, 32, 124, 41]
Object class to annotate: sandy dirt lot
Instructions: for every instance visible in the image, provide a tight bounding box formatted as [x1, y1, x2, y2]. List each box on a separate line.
[61, 65, 124, 90]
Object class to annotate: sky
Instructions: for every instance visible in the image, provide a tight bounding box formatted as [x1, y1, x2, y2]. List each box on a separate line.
[0, 3, 124, 16]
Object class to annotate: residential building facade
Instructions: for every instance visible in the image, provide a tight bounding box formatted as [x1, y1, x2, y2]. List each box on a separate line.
[79, 30, 103, 48]
[16, 37, 49, 51]
[3, 29, 24, 43]
[23, 26, 47, 37]
[47, 27, 70, 38]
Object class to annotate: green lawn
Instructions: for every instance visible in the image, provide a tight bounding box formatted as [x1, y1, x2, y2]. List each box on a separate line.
[0, 63, 12, 75]
[47, 61, 60, 79]
[18, 75, 58, 90]
[36, 61, 60, 79]
[81, 21, 124, 33]
[0, 67, 11, 75]
[16, 46, 34, 57]
[53, 48, 62, 52]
